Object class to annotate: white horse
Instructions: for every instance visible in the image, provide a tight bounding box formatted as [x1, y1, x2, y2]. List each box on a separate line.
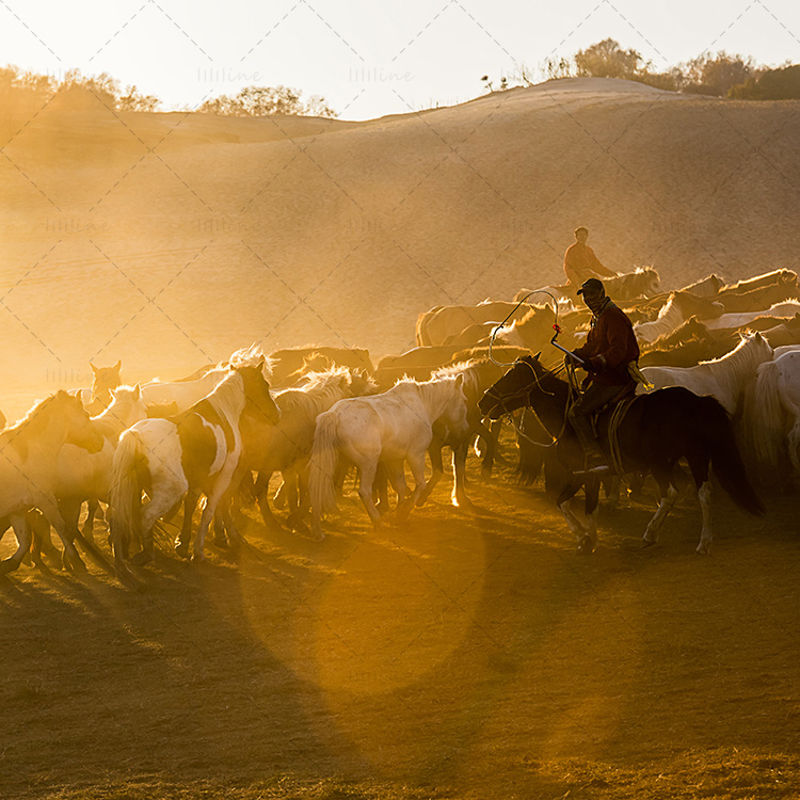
[243, 366, 377, 530]
[0, 392, 104, 574]
[46, 385, 148, 564]
[309, 375, 469, 538]
[640, 332, 773, 416]
[418, 360, 505, 508]
[704, 301, 800, 331]
[109, 365, 279, 581]
[741, 349, 800, 478]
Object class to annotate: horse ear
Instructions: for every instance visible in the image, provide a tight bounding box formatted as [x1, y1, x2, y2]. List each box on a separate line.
[133, 383, 141, 398]
[114, 360, 122, 372]
[455, 373, 464, 389]
[532, 351, 541, 361]
[90, 362, 98, 374]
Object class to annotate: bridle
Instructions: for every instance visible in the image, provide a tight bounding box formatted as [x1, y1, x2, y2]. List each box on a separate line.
[483, 358, 574, 448]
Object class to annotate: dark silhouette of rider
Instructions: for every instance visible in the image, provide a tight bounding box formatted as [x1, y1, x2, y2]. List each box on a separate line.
[565, 278, 640, 470]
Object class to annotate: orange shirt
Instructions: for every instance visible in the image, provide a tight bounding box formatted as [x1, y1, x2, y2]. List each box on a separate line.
[563, 242, 615, 285]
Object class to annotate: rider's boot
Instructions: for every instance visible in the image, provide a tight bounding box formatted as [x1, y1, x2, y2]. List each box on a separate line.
[570, 414, 611, 473]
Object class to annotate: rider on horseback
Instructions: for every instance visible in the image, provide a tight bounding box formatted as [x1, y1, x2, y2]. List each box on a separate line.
[565, 277, 640, 471]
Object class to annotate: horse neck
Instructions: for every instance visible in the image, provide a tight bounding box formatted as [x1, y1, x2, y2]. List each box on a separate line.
[640, 299, 682, 339]
[208, 374, 245, 423]
[418, 379, 459, 420]
[527, 375, 569, 434]
[702, 337, 770, 390]
[5, 406, 66, 457]
[93, 398, 142, 438]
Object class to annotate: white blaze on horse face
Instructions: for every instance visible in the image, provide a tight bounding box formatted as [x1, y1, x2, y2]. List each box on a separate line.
[199, 417, 227, 477]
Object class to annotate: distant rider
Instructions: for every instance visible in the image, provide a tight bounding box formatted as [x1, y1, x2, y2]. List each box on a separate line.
[565, 278, 640, 471]
[563, 227, 617, 288]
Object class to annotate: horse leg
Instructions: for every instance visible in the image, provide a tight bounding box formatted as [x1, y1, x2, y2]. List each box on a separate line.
[483, 419, 504, 475]
[556, 482, 585, 544]
[255, 471, 283, 531]
[603, 475, 620, 510]
[217, 495, 242, 555]
[34, 499, 80, 573]
[580, 477, 601, 554]
[787, 419, 800, 475]
[373, 462, 393, 514]
[291, 461, 312, 529]
[174, 490, 199, 560]
[193, 482, 231, 562]
[687, 452, 713, 554]
[56, 498, 85, 572]
[28, 509, 55, 568]
[452, 441, 473, 509]
[416, 438, 444, 507]
[82, 499, 99, 542]
[273, 479, 288, 510]
[399, 450, 427, 520]
[356, 460, 383, 526]
[0, 514, 31, 574]
[642, 472, 679, 547]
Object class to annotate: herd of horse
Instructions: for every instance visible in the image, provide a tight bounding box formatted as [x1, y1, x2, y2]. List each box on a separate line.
[1, 265, 800, 587]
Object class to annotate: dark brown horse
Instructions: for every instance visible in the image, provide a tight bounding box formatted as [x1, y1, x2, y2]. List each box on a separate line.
[479, 355, 764, 554]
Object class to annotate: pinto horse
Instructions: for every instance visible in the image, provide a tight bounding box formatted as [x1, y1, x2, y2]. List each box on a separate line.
[478, 355, 764, 554]
[109, 364, 280, 581]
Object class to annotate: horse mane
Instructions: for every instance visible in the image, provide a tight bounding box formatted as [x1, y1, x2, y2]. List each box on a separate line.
[227, 343, 274, 377]
[697, 332, 772, 377]
[433, 359, 504, 400]
[726, 268, 797, 292]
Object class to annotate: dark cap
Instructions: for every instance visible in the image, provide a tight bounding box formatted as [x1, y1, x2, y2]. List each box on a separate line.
[577, 278, 605, 296]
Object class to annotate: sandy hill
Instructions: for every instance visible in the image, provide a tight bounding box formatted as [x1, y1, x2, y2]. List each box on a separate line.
[0, 76, 798, 415]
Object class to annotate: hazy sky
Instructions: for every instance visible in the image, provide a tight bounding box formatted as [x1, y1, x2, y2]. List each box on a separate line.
[2, 0, 799, 119]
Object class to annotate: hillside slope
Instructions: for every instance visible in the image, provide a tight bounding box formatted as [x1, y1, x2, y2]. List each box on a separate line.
[1, 77, 798, 413]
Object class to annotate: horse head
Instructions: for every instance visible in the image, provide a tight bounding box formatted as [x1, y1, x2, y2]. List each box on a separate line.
[105, 384, 147, 428]
[479, 354, 544, 420]
[89, 359, 122, 405]
[55, 391, 105, 453]
[236, 363, 281, 425]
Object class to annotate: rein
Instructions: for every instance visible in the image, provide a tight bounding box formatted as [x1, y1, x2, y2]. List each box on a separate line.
[485, 359, 576, 449]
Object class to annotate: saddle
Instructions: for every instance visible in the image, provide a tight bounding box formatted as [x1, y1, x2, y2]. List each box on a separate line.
[588, 382, 636, 437]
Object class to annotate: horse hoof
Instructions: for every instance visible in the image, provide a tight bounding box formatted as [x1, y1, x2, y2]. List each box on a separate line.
[190, 552, 205, 564]
[63, 551, 87, 572]
[695, 542, 711, 555]
[174, 542, 190, 560]
[131, 551, 152, 567]
[577, 535, 595, 555]
[641, 536, 657, 548]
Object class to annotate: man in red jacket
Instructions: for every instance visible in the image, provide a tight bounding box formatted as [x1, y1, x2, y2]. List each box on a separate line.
[565, 277, 640, 470]
[563, 227, 617, 287]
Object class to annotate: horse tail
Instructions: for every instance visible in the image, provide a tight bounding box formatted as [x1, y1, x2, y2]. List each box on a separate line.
[741, 359, 784, 476]
[698, 396, 765, 516]
[309, 410, 340, 527]
[109, 429, 146, 581]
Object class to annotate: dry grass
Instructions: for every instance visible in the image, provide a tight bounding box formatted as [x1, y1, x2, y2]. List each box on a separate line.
[2, 448, 799, 799]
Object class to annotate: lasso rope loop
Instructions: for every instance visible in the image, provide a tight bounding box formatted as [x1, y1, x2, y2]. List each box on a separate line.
[489, 289, 561, 367]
